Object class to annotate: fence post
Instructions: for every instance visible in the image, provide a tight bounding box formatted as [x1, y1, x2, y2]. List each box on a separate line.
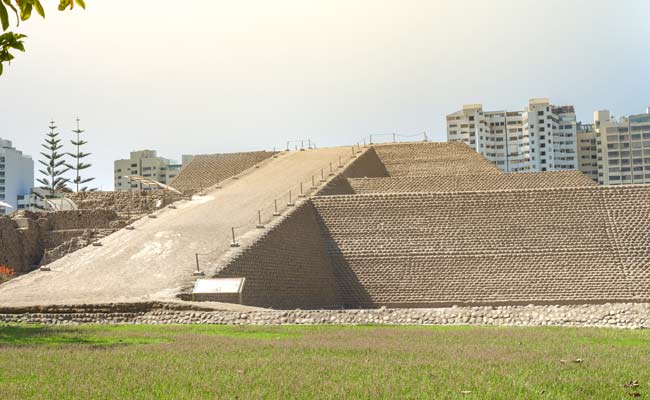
[193, 253, 204, 276]
[393, 133, 396, 143]
[351, 146, 356, 158]
[299, 182, 305, 198]
[287, 190, 295, 206]
[320, 168, 326, 182]
[256, 210, 264, 229]
[312, 175, 317, 189]
[273, 199, 280, 216]
[230, 227, 240, 247]
[339, 156, 343, 168]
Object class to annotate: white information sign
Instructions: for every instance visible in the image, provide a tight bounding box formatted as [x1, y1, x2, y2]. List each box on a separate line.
[193, 278, 245, 294]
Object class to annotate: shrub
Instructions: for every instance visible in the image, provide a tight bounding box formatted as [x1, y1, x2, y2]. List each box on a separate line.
[0, 265, 15, 283]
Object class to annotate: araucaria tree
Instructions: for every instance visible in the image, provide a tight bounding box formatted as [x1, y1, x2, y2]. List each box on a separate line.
[37, 120, 70, 195]
[66, 117, 95, 192]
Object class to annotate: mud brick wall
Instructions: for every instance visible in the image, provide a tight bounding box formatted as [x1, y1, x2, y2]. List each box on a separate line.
[39, 210, 119, 231]
[311, 186, 650, 308]
[214, 201, 341, 309]
[373, 142, 502, 177]
[0, 217, 41, 273]
[66, 191, 183, 214]
[316, 147, 388, 195]
[349, 171, 596, 194]
[171, 151, 275, 193]
[0, 209, 124, 273]
[340, 147, 389, 179]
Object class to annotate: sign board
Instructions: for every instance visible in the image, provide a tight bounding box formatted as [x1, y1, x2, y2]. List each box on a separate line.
[193, 278, 245, 294]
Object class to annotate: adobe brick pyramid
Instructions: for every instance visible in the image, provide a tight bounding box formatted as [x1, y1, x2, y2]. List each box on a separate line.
[1, 141, 648, 311]
[206, 142, 650, 309]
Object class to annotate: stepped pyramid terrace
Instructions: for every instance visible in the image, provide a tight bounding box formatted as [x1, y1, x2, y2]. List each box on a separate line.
[1, 141, 649, 314]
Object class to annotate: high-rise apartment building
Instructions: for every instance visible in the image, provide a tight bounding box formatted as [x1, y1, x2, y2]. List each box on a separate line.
[577, 109, 650, 185]
[0, 139, 34, 215]
[446, 99, 578, 172]
[114, 150, 182, 191]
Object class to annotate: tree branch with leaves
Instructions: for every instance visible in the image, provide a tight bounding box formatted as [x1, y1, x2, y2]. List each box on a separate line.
[0, 0, 86, 76]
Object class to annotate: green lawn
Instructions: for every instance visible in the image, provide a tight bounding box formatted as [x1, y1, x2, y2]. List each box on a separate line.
[0, 324, 648, 399]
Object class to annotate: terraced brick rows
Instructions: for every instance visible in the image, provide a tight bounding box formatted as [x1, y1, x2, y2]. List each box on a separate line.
[170, 151, 274, 193]
[349, 171, 597, 194]
[373, 142, 502, 177]
[311, 186, 650, 307]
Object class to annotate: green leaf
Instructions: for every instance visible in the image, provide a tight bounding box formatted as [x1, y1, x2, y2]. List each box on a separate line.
[0, 2, 9, 31]
[19, 2, 32, 21]
[33, 0, 45, 18]
[2, 1, 18, 20]
[74, 0, 85, 9]
[58, 0, 71, 11]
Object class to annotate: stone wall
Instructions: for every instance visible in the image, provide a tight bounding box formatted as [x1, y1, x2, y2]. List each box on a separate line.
[212, 201, 341, 309]
[0, 303, 648, 329]
[311, 186, 650, 308]
[340, 147, 390, 179]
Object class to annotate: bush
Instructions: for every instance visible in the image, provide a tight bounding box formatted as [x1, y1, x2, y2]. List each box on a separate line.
[0, 265, 15, 283]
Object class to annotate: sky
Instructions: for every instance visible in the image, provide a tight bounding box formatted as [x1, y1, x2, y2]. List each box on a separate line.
[1, 0, 649, 190]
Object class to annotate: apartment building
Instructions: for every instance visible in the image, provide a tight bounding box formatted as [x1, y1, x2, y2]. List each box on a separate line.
[114, 150, 182, 191]
[578, 108, 650, 185]
[576, 123, 599, 182]
[446, 99, 578, 172]
[0, 139, 34, 215]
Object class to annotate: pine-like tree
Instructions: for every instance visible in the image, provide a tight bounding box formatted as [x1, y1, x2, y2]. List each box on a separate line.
[37, 120, 70, 196]
[66, 117, 95, 192]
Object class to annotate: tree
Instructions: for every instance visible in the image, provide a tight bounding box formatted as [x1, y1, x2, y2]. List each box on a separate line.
[37, 120, 70, 196]
[66, 117, 95, 192]
[0, 0, 86, 76]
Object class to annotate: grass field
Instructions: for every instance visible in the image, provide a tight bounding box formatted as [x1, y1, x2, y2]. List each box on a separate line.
[0, 324, 648, 399]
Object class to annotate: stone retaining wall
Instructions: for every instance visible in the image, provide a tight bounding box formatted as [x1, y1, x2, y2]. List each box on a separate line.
[0, 303, 647, 329]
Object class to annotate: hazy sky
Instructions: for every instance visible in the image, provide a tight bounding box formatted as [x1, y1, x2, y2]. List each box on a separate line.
[1, 0, 649, 190]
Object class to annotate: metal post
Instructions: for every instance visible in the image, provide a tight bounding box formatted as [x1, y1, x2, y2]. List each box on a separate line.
[301, 140, 304, 151]
[312, 175, 316, 188]
[286, 141, 290, 151]
[193, 253, 204, 276]
[339, 156, 343, 168]
[320, 168, 325, 182]
[363, 138, 366, 147]
[257, 210, 264, 228]
[230, 227, 240, 247]
[308, 139, 311, 149]
[287, 190, 294, 206]
[370, 134, 373, 144]
[423, 132, 428, 142]
[393, 133, 396, 143]
[299, 182, 305, 197]
[351, 146, 356, 157]
[329, 162, 334, 175]
[273, 199, 280, 216]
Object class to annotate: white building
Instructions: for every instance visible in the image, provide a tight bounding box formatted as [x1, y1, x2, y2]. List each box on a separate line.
[446, 99, 578, 172]
[0, 139, 34, 215]
[114, 150, 182, 191]
[577, 108, 650, 185]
